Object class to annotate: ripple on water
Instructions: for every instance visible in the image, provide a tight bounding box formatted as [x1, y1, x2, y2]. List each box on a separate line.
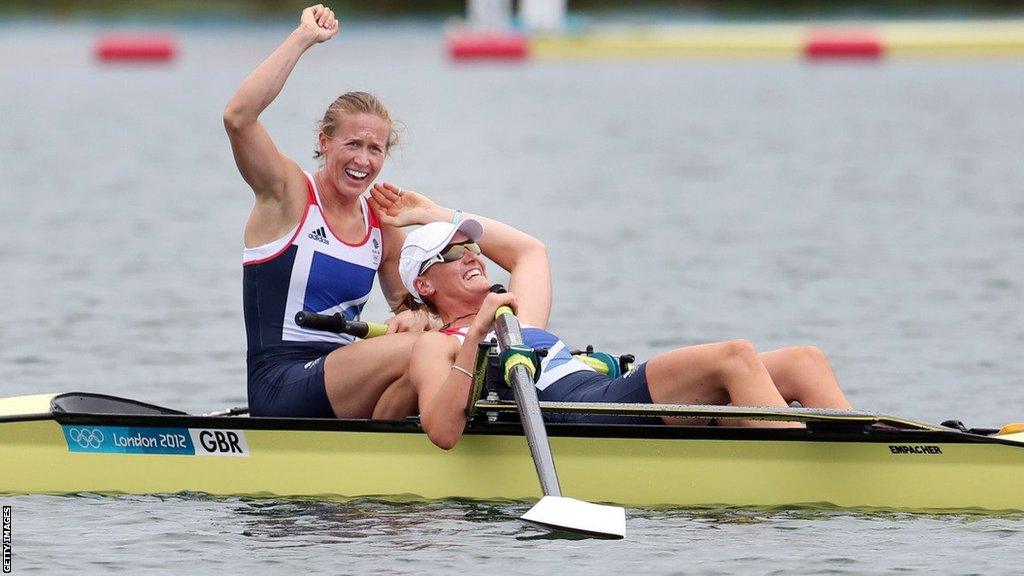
[6, 493, 1024, 574]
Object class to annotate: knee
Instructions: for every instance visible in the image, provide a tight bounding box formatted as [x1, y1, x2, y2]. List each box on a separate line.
[723, 339, 759, 363]
[792, 346, 830, 369]
[716, 339, 761, 377]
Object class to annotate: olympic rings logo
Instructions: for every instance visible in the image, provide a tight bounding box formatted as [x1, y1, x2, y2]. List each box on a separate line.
[68, 428, 105, 449]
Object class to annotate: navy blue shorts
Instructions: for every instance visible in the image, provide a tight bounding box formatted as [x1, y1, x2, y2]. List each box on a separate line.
[537, 362, 660, 425]
[248, 350, 336, 418]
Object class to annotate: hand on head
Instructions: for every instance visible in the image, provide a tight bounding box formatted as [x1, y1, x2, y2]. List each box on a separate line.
[369, 182, 438, 227]
[300, 4, 339, 44]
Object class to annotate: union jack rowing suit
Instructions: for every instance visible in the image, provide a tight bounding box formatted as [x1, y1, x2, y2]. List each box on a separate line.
[442, 325, 656, 424]
[243, 171, 383, 417]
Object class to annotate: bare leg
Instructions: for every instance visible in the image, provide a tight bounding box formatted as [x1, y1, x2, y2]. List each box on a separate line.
[645, 340, 800, 428]
[371, 371, 418, 419]
[322, 332, 421, 419]
[758, 346, 851, 409]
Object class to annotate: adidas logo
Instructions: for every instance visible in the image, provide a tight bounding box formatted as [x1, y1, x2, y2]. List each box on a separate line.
[307, 227, 330, 245]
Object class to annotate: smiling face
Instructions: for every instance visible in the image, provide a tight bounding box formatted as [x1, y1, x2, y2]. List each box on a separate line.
[413, 232, 491, 315]
[318, 112, 389, 199]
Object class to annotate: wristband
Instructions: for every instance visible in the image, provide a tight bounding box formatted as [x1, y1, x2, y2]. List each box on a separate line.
[452, 209, 463, 225]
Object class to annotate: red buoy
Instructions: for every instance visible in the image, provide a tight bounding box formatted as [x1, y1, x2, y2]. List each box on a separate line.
[805, 34, 883, 59]
[447, 32, 528, 61]
[95, 34, 177, 63]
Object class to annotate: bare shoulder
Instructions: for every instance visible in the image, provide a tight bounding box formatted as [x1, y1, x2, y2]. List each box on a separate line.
[280, 156, 312, 203]
[412, 331, 460, 358]
[247, 155, 306, 204]
[245, 158, 313, 246]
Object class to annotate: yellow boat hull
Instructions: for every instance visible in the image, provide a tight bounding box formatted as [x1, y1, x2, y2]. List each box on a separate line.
[4, 411, 1023, 511]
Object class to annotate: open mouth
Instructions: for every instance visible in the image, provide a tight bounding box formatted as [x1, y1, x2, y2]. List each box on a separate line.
[344, 168, 369, 181]
[464, 268, 484, 281]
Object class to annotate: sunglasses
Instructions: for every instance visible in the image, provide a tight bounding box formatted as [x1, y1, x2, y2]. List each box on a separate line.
[419, 241, 481, 275]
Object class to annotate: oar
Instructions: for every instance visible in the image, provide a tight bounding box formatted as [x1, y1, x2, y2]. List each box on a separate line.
[294, 311, 388, 339]
[489, 285, 626, 539]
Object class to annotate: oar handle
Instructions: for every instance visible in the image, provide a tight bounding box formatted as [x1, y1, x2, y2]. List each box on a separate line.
[294, 311, 388, 339]
[491, 285, 515, 321]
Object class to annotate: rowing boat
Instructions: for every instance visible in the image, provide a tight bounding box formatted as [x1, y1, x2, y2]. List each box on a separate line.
[3, 391, 1023, 512]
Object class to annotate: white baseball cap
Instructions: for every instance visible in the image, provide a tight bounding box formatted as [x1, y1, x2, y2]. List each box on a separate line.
[399, 218, 484, 301]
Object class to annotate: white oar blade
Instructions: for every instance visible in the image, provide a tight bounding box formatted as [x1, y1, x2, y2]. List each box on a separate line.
[521, 496, 626, 539]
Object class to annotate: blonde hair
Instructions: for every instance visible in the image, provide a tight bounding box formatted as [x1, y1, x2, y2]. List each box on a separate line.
[313, 91, 400, 161]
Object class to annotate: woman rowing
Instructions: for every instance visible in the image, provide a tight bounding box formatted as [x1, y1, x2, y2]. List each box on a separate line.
[224, 5, 436, 418]
[371, 187, 852, 449]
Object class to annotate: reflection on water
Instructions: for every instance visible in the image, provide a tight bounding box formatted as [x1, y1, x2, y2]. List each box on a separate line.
[230, 496, 535, 546]
[6, 492, 1024, 574]
[642, 505, 1024, 526]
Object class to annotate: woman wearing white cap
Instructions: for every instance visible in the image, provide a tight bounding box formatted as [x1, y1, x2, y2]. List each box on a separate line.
[373, 187, 852, 450]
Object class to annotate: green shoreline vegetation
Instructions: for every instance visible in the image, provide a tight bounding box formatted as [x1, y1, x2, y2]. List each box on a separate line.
[2, 0, 1023, 19]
